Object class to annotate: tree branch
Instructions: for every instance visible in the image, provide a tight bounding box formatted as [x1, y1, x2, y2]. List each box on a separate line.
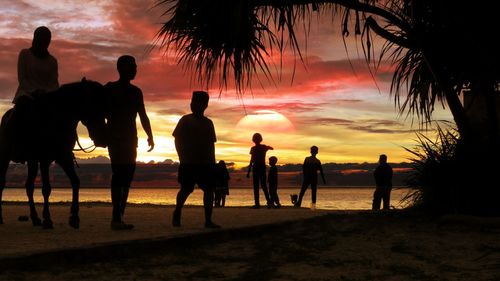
[252, 0, 411, 33]
[365, 16, 414, 49]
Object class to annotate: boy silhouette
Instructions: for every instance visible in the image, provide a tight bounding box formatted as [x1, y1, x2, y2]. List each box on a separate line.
[172, 91, 220, 228]
[372, 154, 393, 210]
[105, 55, 154, 230]
[247, 133, 273, 208]
[295, 146, 326, 209]
[268, 156, 281, 208]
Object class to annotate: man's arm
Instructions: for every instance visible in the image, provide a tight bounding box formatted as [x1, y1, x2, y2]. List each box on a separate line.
[47, 56, 59, 91]
[246, 149, 253, 178]
[319, 163, 326, 184]
[16, 50, 27, 96]
[138, 98, 154, 152]
[246, 161, 252, 178]
[17, 50, 27, 84]
[51, 57, 59, 89]
[174, 137, 182, 159]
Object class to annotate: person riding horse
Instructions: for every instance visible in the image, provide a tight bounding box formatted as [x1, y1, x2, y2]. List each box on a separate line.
[0, 78, 108, 228]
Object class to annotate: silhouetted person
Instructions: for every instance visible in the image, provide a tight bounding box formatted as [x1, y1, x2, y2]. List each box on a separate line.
[295, 146, 326, 209]
[214, 160, 230, 207]
[10, 26, 59, 161]
[247, 133, 273, 208]
[172, 91, 220, 228]
[268, 156, 281, 208]
[105, 55, 155, 230]
[14, 26, 59, 103]
[372, 154, 393, 210]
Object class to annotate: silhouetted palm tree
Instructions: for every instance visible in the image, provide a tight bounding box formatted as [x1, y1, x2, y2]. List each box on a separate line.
[155, 0, 500, 214]
[155, 0, 499, 142]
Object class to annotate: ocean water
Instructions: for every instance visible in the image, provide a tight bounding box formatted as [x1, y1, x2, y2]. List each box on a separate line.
[1, 187, 412, 210]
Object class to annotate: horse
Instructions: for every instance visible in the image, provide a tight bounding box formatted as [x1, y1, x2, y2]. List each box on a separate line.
[0, 78, 107, 229]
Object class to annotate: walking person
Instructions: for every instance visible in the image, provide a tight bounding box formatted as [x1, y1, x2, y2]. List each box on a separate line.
[214, 160, 230, 207]
[105, 55, 155, 230]
[268, 156, 281, 208]
[172, 91, 220, 228]
[246, 133, 273, 208]
[372, 154, 393, 210]
[295, 146, 326, 210]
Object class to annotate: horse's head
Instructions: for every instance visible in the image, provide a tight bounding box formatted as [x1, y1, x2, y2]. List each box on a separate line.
[76, 77, 108, 147]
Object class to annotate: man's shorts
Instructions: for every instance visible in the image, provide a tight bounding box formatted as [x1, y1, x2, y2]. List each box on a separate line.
[178, 164, 216, 192]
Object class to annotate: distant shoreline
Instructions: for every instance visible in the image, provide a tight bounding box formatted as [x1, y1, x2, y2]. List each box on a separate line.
[2, 186, 408, 189]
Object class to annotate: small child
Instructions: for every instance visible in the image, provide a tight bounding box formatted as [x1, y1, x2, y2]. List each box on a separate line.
[214, 160, 230, 207]
[295, 146, 326, 210]
[247, 133, 273, 208]
[268, 156, 281, 208]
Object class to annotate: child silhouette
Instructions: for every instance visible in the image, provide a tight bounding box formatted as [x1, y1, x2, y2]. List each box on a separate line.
[268, 156, 281, 208]
[214, 160, 230, 207]
[247, 133, 273, 208]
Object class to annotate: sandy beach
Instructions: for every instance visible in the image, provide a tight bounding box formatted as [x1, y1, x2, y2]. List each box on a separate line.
[1, 202, 500, 281]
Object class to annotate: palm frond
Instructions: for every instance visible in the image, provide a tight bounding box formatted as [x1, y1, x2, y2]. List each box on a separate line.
[155, 0, 277, 91]
[402, 124, 460, 213]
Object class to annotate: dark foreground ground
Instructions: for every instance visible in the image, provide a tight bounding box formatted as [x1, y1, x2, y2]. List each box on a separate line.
[1, 208, 500, 281]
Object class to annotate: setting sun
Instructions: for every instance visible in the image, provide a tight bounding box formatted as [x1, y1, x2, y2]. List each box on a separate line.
[235, 110, 295, 133]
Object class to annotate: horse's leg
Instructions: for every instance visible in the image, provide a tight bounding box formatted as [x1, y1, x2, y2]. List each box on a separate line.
[26, 161, 42, 226]
[40, 160, 53, 229]
[58, 158, 80, 229]
[0, 158, 10, 224]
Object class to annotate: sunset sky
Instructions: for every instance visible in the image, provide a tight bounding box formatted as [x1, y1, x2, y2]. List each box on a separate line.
[0, 0, 453, 167]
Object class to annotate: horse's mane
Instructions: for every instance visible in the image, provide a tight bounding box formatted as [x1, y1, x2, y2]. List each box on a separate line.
[42, 79, 103, 104]
[57, 79, 103, 93]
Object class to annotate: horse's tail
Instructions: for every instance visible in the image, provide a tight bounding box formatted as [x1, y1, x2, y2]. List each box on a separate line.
[0, 109, 13, 137]
[0, 109, 14, 156]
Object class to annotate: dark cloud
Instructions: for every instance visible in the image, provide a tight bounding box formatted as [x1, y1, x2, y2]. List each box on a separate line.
[348, 119, 416, 134]
[333, 99, 363, 103]
[302, 117, 354, 125]
[299, 116, 419, 134]
[154, 106, 188, 116]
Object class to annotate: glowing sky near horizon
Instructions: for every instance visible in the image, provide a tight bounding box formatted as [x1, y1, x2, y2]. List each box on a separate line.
[0, 0, 453, 167]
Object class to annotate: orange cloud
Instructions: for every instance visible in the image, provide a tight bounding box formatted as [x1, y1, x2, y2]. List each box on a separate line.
[0, 0, 453, 166]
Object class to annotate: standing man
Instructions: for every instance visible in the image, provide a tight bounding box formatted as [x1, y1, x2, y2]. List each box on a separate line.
[105, 55, 154, 230]
[372, 154, 393, 210]
[172, 91, 220, 228]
